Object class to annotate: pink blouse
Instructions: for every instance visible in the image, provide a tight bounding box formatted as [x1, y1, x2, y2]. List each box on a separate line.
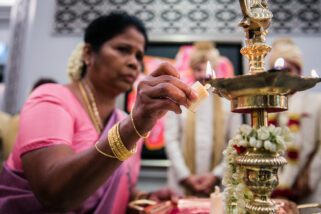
[8, 84, 105, 170]
[2, 84, 142, 214]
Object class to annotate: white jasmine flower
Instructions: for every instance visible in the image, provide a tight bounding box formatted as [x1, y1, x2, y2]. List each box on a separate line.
[270, 143, 277, 152]
[255, 140, 263, 148]
[240, 124, 252, 136]
[239, 140, 248, 147]
[67, 43, 85, 82]
[258, 127, 270, 140]
[249, 137, 256, 147]
[264, 140, 273, 151]
[232, 173, 240, 180]
[268, 124, 276, 133]
[223, 150, 228, 156]
[234, 134, 242, 141]
[276, 135, 286, 147]
[222, 179, 228, 186]
[230, 149, 237, 156]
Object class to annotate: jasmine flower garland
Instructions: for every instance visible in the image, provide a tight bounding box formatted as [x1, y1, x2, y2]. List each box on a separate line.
[222, 124, 293, 213]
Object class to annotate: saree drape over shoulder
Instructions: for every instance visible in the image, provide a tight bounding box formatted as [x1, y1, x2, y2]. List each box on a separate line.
[0, 84, 142, 214]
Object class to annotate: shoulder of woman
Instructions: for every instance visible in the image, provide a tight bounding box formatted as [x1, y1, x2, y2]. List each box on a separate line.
[30, 83, 68, 98]
[23, 84, 76, 112]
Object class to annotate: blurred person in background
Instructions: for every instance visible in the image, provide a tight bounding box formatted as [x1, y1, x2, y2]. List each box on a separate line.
[165, 42, 241, 197]
[269, 38, 321, 205]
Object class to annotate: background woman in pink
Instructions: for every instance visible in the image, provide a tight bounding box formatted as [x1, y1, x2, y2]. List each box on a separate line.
[0, 12, 197, 213]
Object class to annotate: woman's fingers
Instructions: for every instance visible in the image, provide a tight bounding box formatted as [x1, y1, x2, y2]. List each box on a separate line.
[135, 63, 201, 122]
[143, 75, 198, 102]
[144, 83, 190, 108]
[149, 99, 182, 114]
[150, 63, 180, 78]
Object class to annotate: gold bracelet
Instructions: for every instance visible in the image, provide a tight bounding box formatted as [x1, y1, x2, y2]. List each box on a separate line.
[110, 123, 136, 161]
[109, 124, 128, 161]
[108, 122, 137, 161]
[130, 107, 150, 139]
[94, 141, 116, 159]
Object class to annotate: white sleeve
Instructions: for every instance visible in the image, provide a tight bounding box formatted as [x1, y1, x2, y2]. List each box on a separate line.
[308, 104, 321, 190]
[164, 111, 191, 181]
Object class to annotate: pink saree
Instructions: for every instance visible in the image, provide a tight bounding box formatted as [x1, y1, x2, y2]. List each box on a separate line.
[0, 84, 141, 213]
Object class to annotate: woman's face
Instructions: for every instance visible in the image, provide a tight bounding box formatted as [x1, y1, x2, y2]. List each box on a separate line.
[86, 27, 145, 95]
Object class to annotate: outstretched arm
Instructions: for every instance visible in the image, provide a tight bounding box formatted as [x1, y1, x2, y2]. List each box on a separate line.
[22, 64, 197, 211]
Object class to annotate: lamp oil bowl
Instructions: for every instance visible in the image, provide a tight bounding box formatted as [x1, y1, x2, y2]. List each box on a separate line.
[208, 70, 321, 114]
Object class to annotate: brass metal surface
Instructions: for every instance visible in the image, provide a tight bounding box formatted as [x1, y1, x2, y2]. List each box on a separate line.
[207, 70, 321, 100]
[232, 95, 288, 113]
[206, 1, 321, 213]
[239, 0, 273, 74]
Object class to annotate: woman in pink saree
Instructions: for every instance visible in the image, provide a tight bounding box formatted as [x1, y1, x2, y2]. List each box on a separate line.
[0, 12, 197, 213]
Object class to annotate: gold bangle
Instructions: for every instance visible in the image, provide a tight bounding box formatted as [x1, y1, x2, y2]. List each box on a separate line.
[130, 107, 150, 139]
[108, 122, 137, 161]
[109, 124, 128, 161]
[94, 141, 116, 159]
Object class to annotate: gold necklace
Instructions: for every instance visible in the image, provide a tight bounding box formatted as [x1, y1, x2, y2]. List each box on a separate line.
[78, 81, 103, 133]
[82, 80, 104, 130]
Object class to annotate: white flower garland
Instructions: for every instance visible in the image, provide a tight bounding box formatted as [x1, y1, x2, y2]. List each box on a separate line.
[67, 43, 85, 82]
[222, 124, 293, 213]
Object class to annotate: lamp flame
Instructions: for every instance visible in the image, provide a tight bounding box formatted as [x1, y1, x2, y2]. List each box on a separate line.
[274, 58, 285, 69]
[311, 69, 319, 78]
[212, 68, 217, 79]
[206, 61, 212, 78]
[206, 61, 216, 79]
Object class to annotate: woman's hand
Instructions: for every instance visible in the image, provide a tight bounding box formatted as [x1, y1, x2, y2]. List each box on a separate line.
[132, 63, 198, 134]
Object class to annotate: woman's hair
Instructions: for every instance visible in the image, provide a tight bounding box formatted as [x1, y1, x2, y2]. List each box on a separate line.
[67, 12, 148, 82]
[84, 12, 148, 52]
[189, 41, 220, 69]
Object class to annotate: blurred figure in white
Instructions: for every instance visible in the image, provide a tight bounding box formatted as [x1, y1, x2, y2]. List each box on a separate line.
[165, 42, 241, 197]
[268, 38, 321, 205]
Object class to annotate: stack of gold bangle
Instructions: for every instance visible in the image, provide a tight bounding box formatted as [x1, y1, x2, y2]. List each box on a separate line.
[108, 122, 137, 161]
